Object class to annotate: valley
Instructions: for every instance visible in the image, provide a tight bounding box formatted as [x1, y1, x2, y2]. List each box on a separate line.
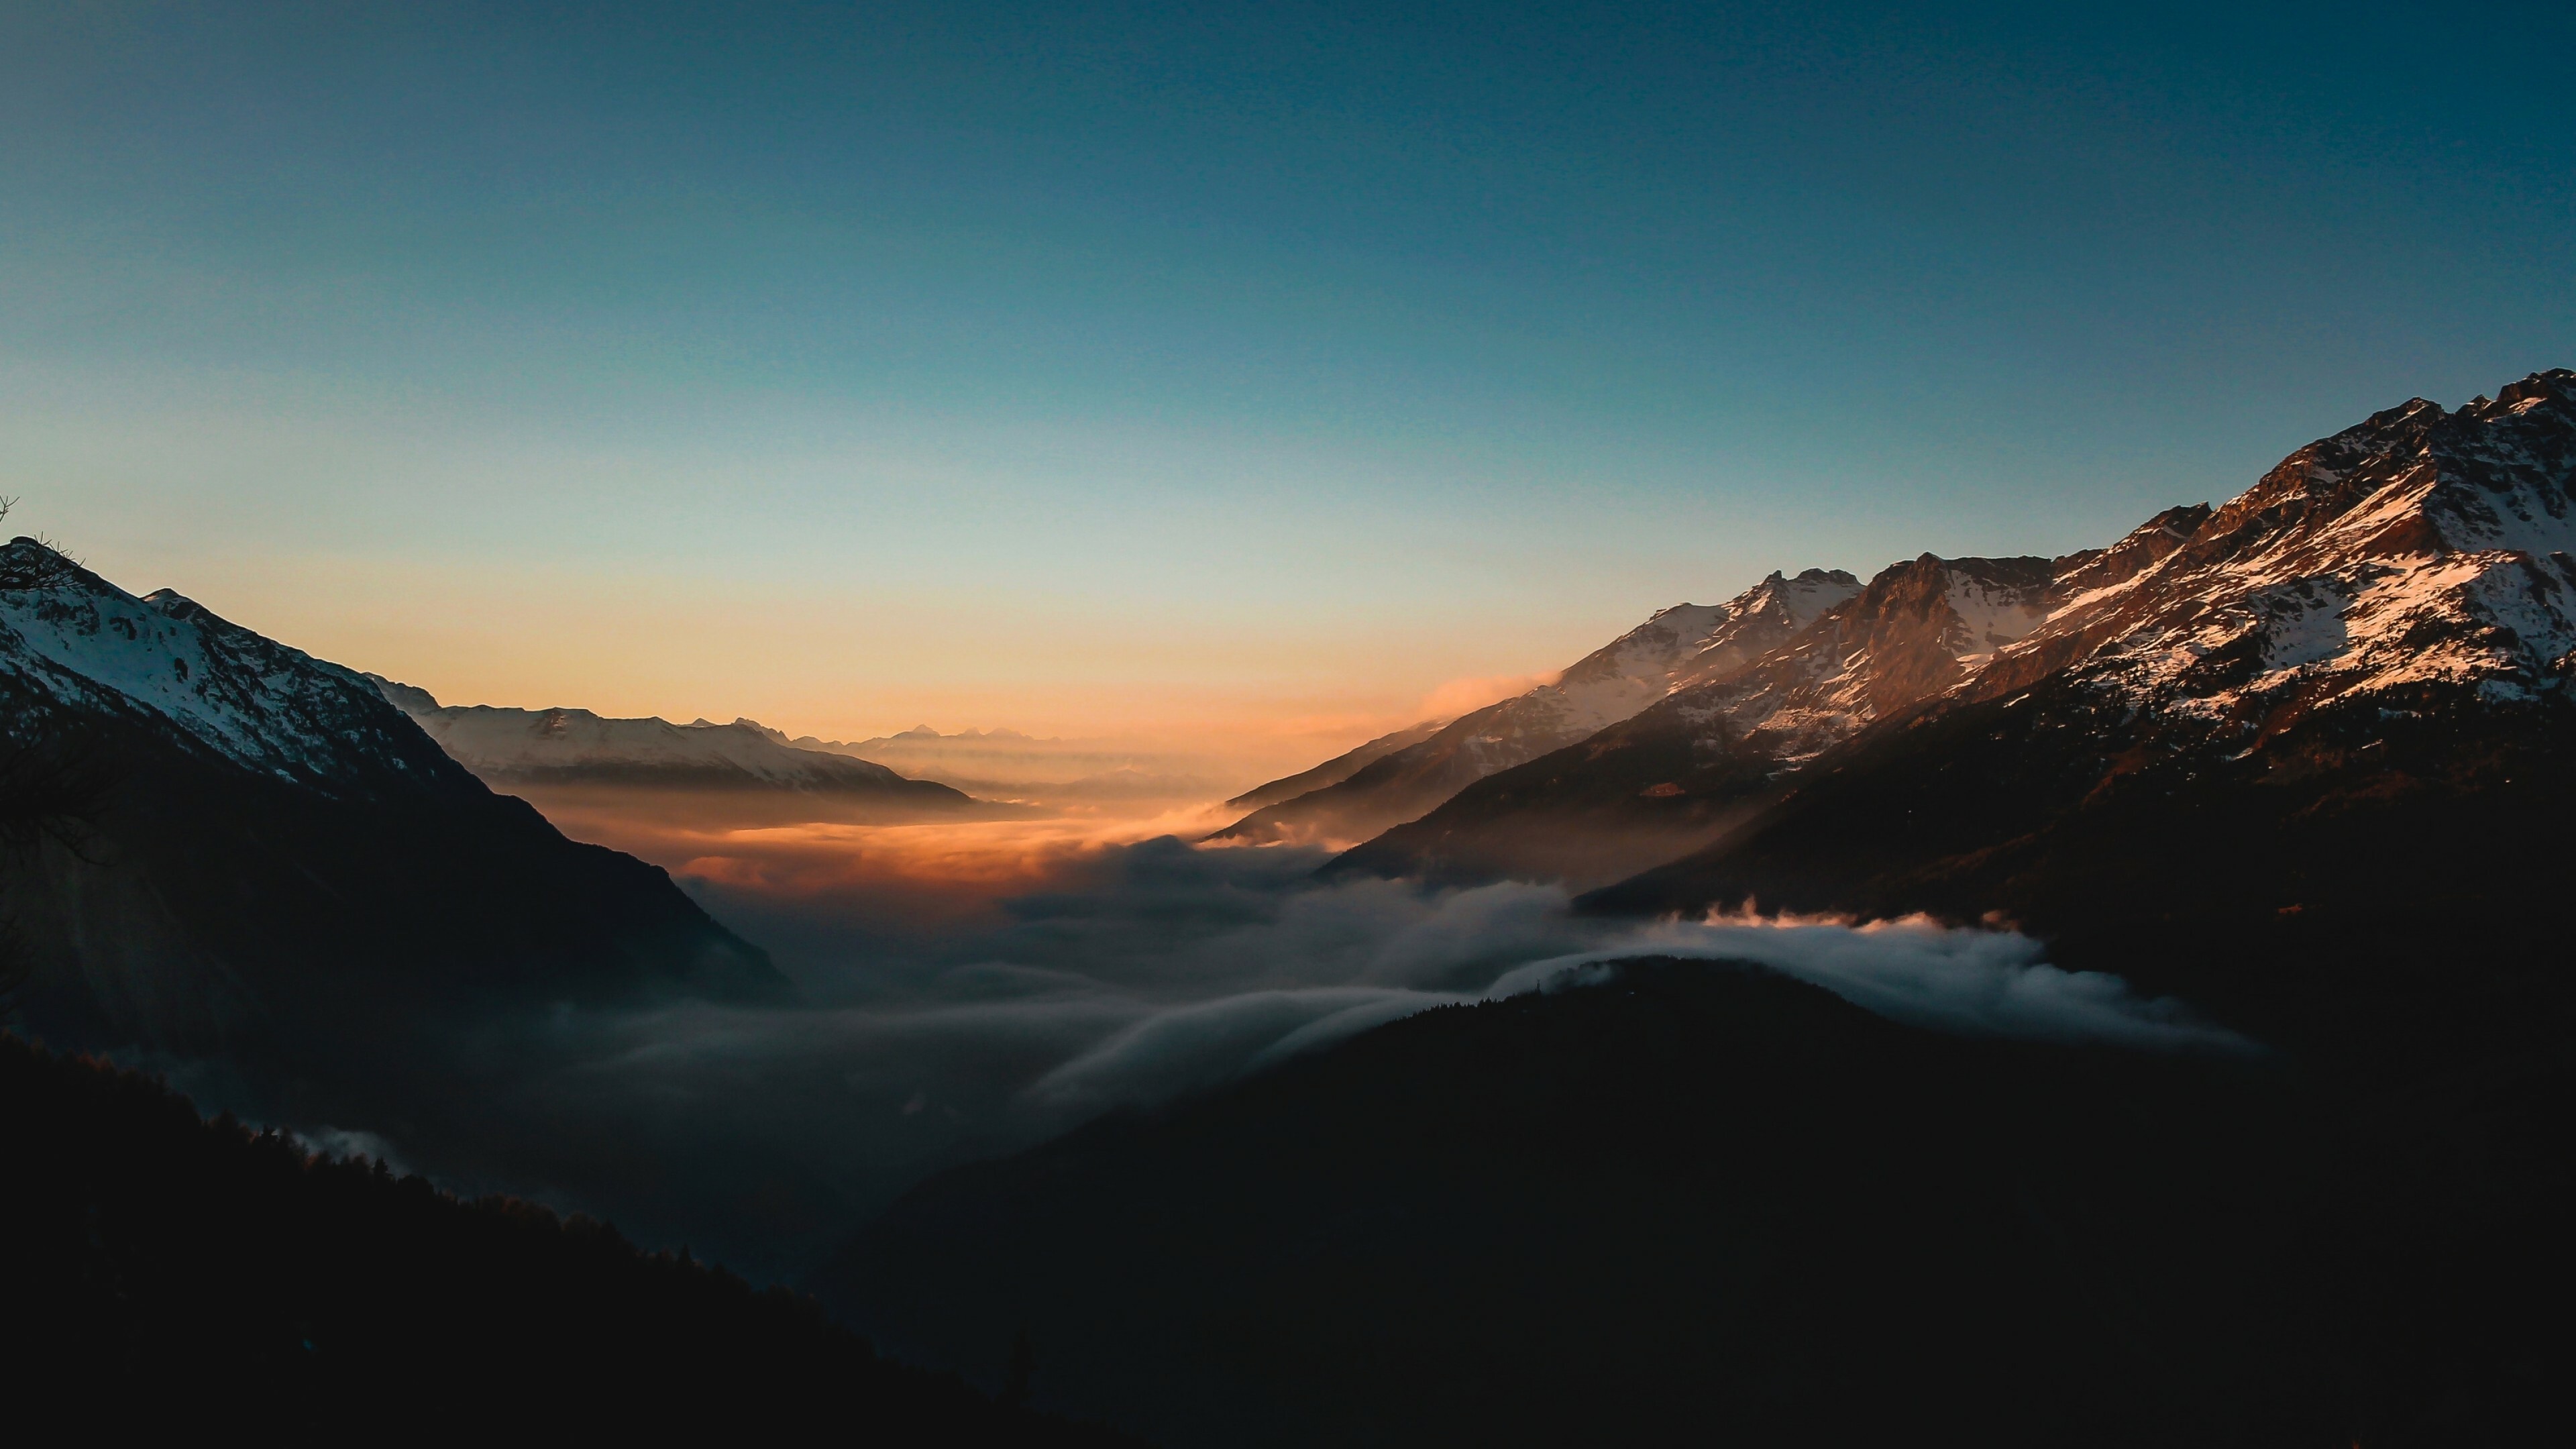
[7, 372, 2573, 1442]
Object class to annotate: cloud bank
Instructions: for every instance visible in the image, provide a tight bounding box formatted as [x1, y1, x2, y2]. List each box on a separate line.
[1014, 887, 2250, 1116]
[182, 828, 2251, 1279]
[540, 841, 2246, 1241]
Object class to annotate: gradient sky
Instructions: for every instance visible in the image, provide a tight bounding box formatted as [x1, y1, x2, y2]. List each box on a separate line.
[7, 1, 2570, 750]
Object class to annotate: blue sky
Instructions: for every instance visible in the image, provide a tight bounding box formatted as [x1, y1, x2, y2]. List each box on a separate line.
[7, 1, 2569, 747]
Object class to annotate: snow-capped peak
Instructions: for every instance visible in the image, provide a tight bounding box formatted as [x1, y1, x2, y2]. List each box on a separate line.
[0, 539, 449, 792]
[1636, 552, 2055, 765]
[1969, 368, 2576, 733]
[1528, 568, 1864, 737]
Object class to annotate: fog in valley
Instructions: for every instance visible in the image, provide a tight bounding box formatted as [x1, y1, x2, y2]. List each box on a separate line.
[217, 785, 2244, 1279]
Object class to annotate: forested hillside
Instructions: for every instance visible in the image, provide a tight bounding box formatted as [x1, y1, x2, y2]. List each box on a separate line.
[0, 1030, 1131, 1441]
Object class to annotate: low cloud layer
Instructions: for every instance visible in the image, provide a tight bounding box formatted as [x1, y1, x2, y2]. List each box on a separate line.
[1565, 910, 2255, 1052]
[1008, 888, 2249, 1116]
[183, 826, 2251, 1279]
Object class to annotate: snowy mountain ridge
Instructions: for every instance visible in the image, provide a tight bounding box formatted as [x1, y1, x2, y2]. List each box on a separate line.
[0, 540, 790, 1049]
[1652, 555, 2061, 766]
[1600, 372, 2573, 773]
[1535, 568, 1864, 744]
[372, 682, 957, 796]
[0, 535, 970, 812]
[0, 540, 447, 794]
[1326, 369, 2576, 891]
[1966, 370, 2576, 735]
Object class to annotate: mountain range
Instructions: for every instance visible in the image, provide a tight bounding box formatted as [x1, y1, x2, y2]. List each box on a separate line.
[1205, 373, 2576, 922]
[370, 678, 980, 816]
[773, 723, 1238, 807]
[8, 370, 2571, 1444]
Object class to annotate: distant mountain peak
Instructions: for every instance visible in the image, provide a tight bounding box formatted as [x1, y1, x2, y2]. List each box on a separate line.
[369, 687, 974, 804]
[363, 674, 443, 715]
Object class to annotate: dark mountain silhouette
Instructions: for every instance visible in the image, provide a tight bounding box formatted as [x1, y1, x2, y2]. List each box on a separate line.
[0, 1029, 1133, 1441]
[816, 957, 2564, 1446]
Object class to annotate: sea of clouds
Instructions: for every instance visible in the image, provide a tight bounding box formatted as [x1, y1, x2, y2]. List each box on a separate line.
[386, 834, 2247, 1276]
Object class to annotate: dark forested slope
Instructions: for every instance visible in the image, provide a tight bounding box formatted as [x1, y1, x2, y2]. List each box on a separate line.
[0, 1030, 1132, 1440]
[818, 959, 2561, 1448]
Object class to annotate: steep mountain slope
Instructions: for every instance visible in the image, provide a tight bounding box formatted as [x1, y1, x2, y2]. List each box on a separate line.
[1222, 717, 1446, 812]
[0, 539, 784, 1088]
[1330, 550, 2092, 885]
[373, 679, 975, 813]
[1343, 372, 2576, 896]
[816, 957, 2552, 1447]
[1208, 568, 1858, 846]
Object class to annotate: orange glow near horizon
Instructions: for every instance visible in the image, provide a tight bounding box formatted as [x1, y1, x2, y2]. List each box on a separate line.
[517, 788, 1281, 926]
[46, 545, 1612, 773]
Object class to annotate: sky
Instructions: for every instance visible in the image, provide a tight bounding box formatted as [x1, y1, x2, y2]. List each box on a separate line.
[7, 0, 2571, 756]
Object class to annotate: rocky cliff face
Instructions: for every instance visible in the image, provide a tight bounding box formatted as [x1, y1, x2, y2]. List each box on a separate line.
[1654, 553, 2059, 766]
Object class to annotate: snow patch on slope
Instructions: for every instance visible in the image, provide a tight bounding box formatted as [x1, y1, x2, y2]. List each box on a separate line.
[1972, 370, 2576, 732]
[1944, 570, 2049, 663]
